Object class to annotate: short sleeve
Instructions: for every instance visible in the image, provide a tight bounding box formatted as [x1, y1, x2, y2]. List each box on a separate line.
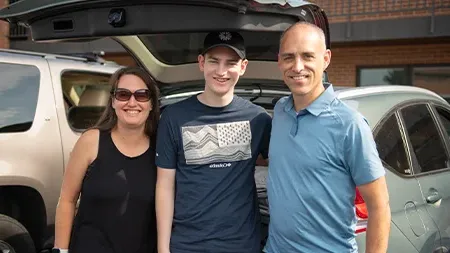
[343, 115, 385, 186]
[259, 112, 272, 159]
[155, 110, 178, 169]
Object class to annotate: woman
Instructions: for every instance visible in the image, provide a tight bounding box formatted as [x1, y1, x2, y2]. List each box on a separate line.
[53, 66, 160, 253]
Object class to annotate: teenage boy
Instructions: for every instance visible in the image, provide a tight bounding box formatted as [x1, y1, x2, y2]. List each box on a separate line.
[155, 31, 272, 253]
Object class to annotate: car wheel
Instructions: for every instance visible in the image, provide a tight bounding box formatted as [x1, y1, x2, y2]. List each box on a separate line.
[0, 214, 36, 253]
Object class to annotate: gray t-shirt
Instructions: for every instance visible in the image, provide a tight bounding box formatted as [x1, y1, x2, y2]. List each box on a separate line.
[156, 95, 271, 253]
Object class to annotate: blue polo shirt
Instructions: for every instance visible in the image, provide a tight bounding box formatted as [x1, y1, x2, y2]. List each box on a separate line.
[264, 83, 385, 253]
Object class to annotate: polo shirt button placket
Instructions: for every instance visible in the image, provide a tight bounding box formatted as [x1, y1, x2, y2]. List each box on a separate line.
[290, 110, 305, 137]
[290, 119, 298, 137]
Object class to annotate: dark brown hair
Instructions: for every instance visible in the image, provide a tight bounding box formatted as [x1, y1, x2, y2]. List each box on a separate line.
[93, 66, 160, 146]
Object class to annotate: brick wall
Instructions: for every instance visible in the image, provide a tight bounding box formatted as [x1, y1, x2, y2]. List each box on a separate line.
[312, 0, 450, 23]
[0, 0, 8, 49]
[327, 41, 450, 91]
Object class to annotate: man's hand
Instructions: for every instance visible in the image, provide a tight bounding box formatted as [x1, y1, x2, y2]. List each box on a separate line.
[358, 176, 391, 253]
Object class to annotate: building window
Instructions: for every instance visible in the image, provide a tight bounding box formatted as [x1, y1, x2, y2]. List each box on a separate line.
[358, 65, 450, 97]
[358, 68, 409, 86]
[413, 66, 450, 96]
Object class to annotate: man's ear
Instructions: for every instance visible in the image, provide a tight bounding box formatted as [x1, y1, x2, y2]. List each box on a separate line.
[239, 59, 249, 76]
[198, 54, 205, 72]
[324, 49, 331, 70]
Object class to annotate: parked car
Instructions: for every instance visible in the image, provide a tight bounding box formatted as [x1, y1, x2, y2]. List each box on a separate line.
[0, 48, 122, 252]
[1, 1, 450, 253]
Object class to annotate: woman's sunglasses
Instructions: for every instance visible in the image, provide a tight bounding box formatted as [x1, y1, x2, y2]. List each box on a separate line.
[111, 88, 151, 102]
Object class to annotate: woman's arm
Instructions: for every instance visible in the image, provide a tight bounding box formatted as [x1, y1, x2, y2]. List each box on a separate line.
[53, 129, 99, 248]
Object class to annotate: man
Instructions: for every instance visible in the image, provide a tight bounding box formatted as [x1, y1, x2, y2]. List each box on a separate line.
[155, 31, 271, 253]
[264, 22, 391, 253]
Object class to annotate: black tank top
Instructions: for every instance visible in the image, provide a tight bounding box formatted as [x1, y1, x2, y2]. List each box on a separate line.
[69, 130, 157, 253]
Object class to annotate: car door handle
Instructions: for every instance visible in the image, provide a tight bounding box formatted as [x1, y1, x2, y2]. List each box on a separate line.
[426, 193, 442, 204]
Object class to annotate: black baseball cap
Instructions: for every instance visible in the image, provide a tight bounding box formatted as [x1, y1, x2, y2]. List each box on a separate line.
[202, 31, 246, 59]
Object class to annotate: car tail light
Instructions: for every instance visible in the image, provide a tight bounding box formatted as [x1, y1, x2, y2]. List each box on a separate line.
[355, 188, 368, 234]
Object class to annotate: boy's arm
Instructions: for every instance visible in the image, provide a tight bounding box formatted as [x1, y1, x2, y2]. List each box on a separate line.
[156, 167, 176, 253]
[155, 110, 178, 253]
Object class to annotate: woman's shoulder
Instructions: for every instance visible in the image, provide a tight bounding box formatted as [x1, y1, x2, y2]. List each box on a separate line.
[74, 128, 101, 163]
[80, 128, 100, 144]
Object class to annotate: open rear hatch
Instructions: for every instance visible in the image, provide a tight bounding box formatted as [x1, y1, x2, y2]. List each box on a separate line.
[0, 0, 331, 96]
[0, 0, 330, 49]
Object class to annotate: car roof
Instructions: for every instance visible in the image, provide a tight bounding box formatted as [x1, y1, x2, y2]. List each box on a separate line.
[0, 48, 119, 66]
[336, 85, 446, 103]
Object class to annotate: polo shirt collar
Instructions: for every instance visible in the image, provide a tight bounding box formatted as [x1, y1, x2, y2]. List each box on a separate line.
[284, 83, 336, 117]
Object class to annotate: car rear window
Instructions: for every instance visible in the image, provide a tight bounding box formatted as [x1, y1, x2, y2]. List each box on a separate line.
[138, 31, 281, 65]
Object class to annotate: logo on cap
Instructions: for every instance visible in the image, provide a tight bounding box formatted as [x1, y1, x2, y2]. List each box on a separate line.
[219, 32, 232, 41]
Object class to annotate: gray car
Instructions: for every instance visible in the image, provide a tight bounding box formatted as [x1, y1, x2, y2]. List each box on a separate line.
[1, 1, 449, 253]
[337, 85, 450, 253]
[161, 84, 450, 253]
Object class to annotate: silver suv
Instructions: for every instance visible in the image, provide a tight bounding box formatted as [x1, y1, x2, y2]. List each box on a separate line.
[0, 49, 121, 252]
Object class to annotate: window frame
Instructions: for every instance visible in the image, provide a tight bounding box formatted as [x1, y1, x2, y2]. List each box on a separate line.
[372, 102, 415, 178]
[396, 101, 450, 177]
[59, 69, 112, 133]
[429, 102, 450, 163]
